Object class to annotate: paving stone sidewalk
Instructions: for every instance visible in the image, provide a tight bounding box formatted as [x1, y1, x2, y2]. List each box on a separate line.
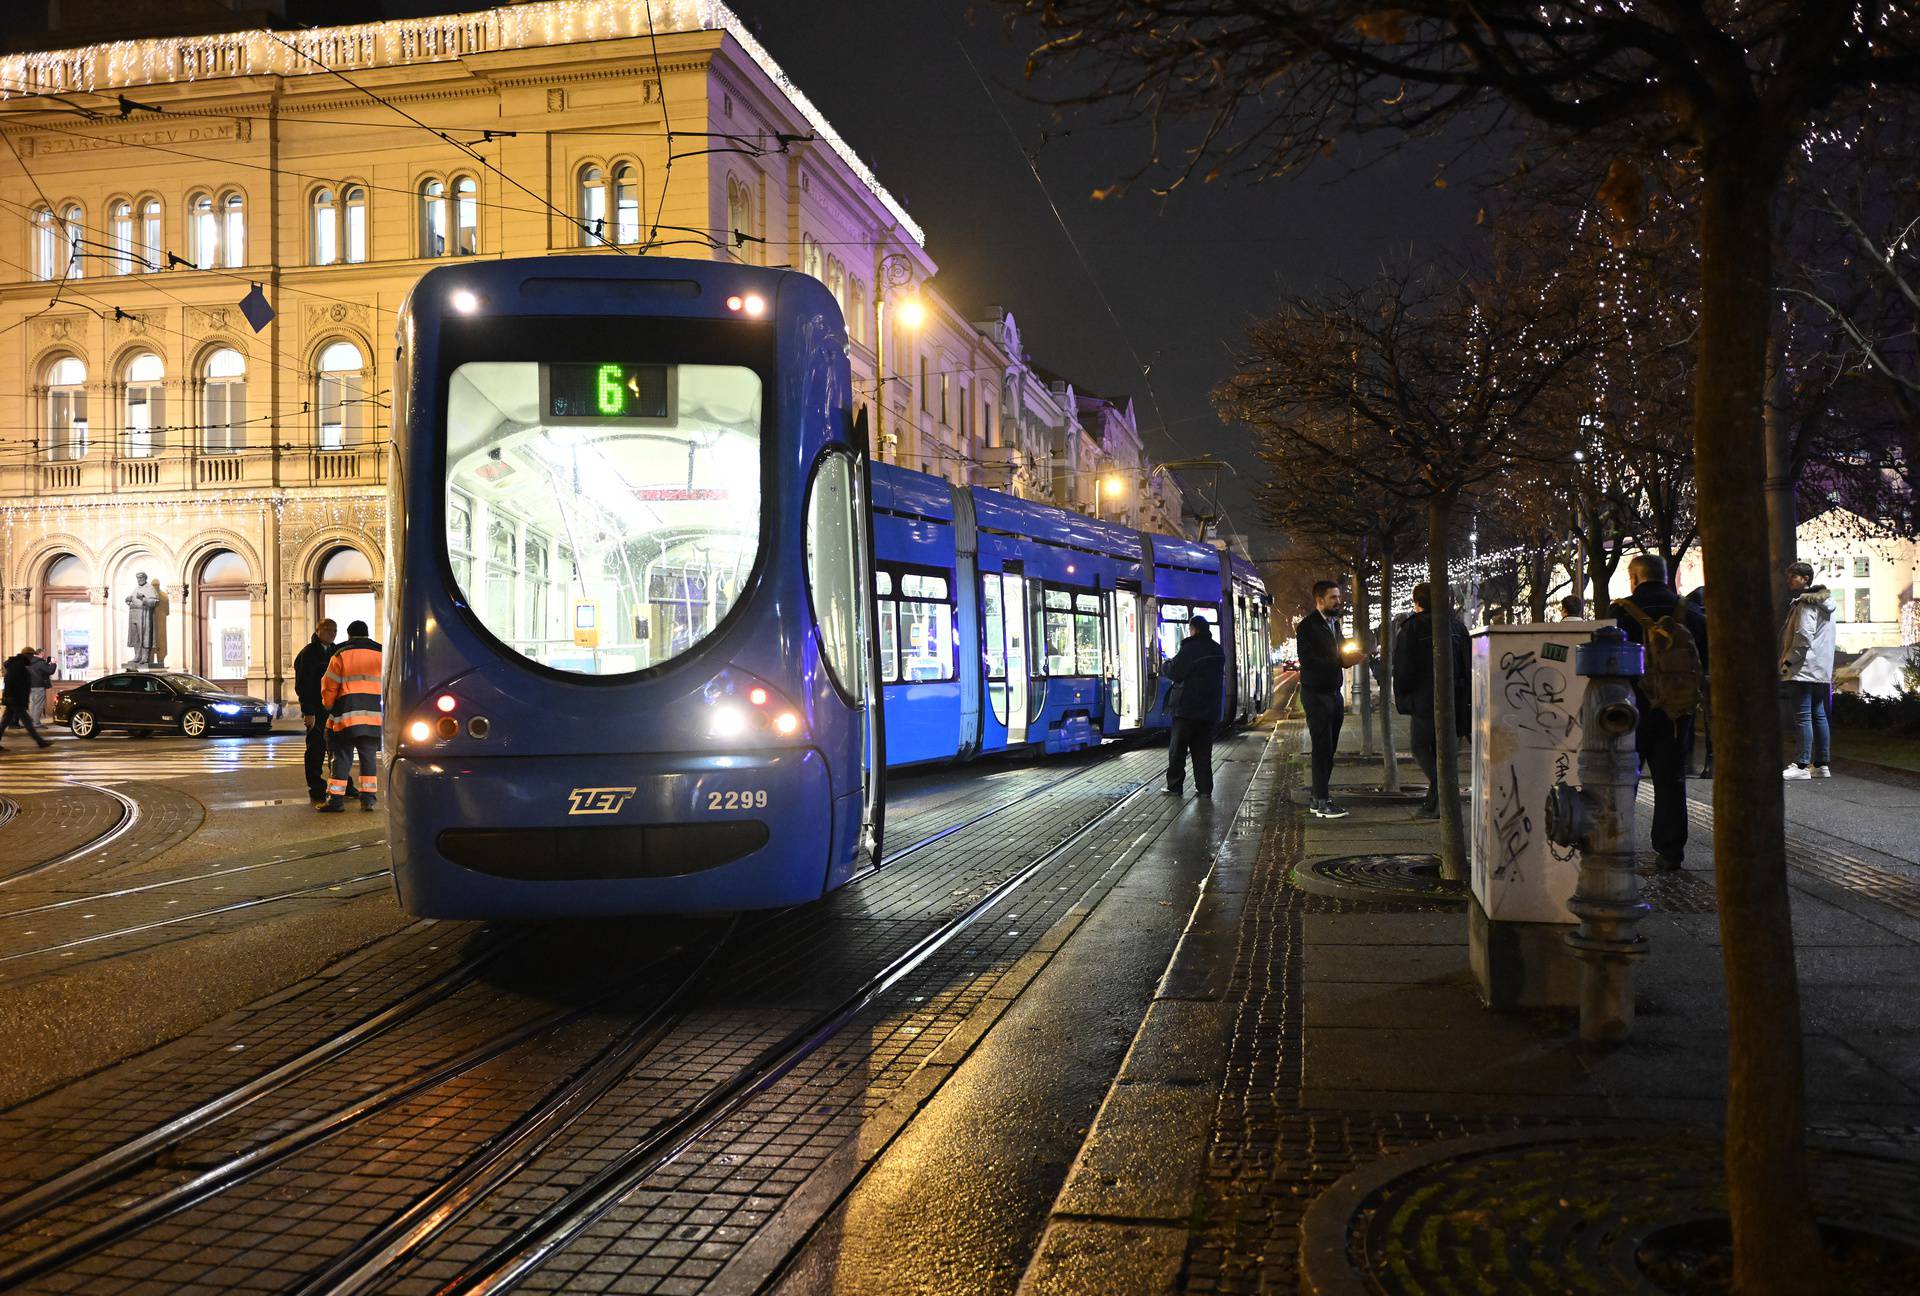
[1019, 705, 1920, 1295]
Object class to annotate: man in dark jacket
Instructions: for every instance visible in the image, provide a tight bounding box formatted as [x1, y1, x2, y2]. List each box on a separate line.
[1612, 555, 1708, 870]
[26, 651, 55, 723]
[1162, 614, 1226, 796]
[0, 646, 53, 750]
[294, 618, 338, 808]
[1296, 580, 1362, 818]
[1392, 582, 1470, 821]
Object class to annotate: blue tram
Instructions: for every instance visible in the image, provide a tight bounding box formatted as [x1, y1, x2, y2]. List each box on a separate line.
[386, 255, 1268, 919]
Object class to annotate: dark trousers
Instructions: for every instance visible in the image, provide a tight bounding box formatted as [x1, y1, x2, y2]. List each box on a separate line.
[1639, 710, 1692, 863]
[303, 718, 330, 799]
[0, 703, 46, 744]
[1168, 717, 1215, 794]
[1410, 710, 1438, 808]
[1302, 687, 1344, 801]
[327, 732, 380, 800]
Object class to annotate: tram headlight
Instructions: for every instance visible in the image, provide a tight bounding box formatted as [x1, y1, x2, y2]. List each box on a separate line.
[774, 711, 800, 736]
[450, 288, 480, 314]
[407, 719, 433, 743]
[710, 706, 748, 739]
[742, 292, 766, 317]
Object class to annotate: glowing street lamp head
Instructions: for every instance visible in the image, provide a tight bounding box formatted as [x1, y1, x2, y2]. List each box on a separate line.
[1103, 475, 1125, 498]
[895, 296, 926, 329]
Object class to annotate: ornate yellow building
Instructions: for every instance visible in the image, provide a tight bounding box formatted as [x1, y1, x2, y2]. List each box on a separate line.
[0, 1, 1183, 709]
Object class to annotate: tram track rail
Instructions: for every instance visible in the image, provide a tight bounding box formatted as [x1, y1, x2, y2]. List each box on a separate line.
[0, 751, 1159, 1293]
[0, 784, 139, 887]
[0, 838, 385, 923]
[381, 779, 1156, 1296]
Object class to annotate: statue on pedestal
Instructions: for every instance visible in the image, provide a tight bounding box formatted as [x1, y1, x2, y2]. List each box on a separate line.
[125, 572, 163, 668]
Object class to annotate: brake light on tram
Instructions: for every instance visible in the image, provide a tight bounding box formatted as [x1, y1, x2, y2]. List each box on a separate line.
[435, 694, 458, 713]
[748, 687, 769, 706]
[774, 712, 800, 736]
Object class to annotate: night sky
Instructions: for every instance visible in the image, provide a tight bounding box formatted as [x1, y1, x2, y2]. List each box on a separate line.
[388, 0, 1493, 555]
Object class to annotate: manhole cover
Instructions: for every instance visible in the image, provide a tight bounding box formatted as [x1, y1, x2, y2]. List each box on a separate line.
[1299, 1127, 1920, 1296]
[1290, 853, 1466, 904]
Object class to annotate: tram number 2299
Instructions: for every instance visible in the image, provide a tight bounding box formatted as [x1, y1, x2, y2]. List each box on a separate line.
[706, 789, 770, 811]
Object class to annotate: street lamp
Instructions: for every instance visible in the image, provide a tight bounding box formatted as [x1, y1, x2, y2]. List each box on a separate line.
[1099, 473, 1125, 523]
[872, 251, 923, 460]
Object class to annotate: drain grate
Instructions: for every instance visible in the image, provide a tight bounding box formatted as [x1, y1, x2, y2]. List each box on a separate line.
[1291, 853, 1466, 903]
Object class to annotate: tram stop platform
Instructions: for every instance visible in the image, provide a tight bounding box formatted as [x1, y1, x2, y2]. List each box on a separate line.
[1017, 701, 1920, 1295]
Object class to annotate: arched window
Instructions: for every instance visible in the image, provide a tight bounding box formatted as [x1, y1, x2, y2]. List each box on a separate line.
[201, 348, 247, 453]
[613, 162, 639, 245]
[578, 164, 607, 245]
[221, 191, 245, 267]
[801, 232, 823, 281]
[315, 546, 377, 634]
[453, 175, 478, 255]
[139, 199, 162, 270]
[61, 204, 84, 278]
[42, 554, 93, 681]
[343, 186, 367, 263]
[30, 206, 56, 280]
[109, 201, 133, 274]
[123, 352, 165, 458]
[420, 178, 449, 256]
[196, 549, 252, 680]
[312, 188, 338, 265]
[727, 174, 754, 265]
[43, 355, 88, 461]
[189, 192, 216, 269]
[316, 340, 367, 449]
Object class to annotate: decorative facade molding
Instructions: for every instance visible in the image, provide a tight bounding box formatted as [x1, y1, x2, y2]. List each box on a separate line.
[304, 301, 371, 335]
[30, 315, 87, 346]
[6, 587, 30, 605]
[186, 306, 234, 335]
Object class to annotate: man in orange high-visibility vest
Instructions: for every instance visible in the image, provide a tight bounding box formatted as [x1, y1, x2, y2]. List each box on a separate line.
[317, 618, 384, 813]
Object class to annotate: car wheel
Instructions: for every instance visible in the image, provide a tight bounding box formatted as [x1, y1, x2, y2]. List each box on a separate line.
[70, 709, 100, 739]
[179, 708, 210, 738]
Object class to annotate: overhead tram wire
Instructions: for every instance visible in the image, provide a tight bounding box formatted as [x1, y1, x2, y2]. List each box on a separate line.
[955, 41, 1186, 466]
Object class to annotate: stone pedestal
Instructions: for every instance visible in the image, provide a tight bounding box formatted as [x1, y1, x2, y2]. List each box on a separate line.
[1468, 895, 1582, 1010]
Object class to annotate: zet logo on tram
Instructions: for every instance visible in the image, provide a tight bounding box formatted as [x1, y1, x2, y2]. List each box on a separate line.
[567, 786, 638, 815]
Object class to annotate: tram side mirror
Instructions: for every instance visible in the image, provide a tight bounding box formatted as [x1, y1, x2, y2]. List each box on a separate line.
[851, 405, 872, 455]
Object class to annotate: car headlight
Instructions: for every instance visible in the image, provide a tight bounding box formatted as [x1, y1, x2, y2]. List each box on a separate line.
[211, 703, 243, 715]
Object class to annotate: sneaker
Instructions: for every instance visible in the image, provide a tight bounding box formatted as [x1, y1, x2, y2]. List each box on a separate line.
[1812, 765, 1832, 779]
[1312, 800, 1350, 819]
[1782, 765, 1812, 781]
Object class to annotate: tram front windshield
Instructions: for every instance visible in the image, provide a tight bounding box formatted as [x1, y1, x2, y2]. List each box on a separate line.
[444, 360, 762, 676]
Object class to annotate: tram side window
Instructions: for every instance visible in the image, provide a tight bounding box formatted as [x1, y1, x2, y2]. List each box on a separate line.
[1074, 592, 1104, 677]
[1158, 601, 1217, 661]
[805, 450, 865, 700]
[1041, 588, 1075, 677]
[876, 570, 898, 683]
[1040, 587, 1103, 677]
[880, 570, 955, 683]
[982, 577, 1006, 681]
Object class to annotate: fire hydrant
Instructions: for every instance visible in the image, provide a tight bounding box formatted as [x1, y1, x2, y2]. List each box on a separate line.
[1544, 626, 1650, 1044]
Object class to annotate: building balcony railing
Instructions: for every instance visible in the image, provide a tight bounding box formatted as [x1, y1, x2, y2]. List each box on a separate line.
[2, 442, 386, 499]
[307, 445, 385, 486]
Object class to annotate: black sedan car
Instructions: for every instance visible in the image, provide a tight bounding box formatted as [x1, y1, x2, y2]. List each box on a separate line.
[55, 672, 278, 738]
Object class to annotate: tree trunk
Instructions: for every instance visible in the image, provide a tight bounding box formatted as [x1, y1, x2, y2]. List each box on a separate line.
[1427, 490, 1466, 880]
[1696, 131, 1824, 1293]
[1378, 556, 1399, 791]
[1354, 558, 1376, 756]
[1528, 552, 1551, 623]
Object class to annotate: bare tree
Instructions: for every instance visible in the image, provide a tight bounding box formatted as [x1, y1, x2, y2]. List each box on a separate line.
[1222, 263, 1592, 879]
[1007, 8, 1920, 1280]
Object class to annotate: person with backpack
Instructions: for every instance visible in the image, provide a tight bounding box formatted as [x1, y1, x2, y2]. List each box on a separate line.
[1162, 614, 1226, 796]
[1612, 554, 1708, 871]
[1392, 582, 1470, 821]
[1778, 561, 1837, 780]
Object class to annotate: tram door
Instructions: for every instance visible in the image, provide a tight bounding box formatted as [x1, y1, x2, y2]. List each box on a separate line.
[1114, 588, 1142, 728]
[1002, 568, 1030, 746]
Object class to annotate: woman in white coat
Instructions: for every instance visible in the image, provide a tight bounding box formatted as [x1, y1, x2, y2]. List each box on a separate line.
[1779, 561, 1837, 779]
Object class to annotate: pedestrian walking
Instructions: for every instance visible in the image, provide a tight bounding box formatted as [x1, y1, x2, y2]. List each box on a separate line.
[317, 619, 383, 813]
[1778, 561, 1837, 781]
[26, 649, 54, 723]
[1685, 586, 1714, 780]
[1162, 613, 1226, 797]
[1611, 555, 1707, 871]
[1296, 580, 1363, 819]
[295, 618, 339, 809]
[1558, 595, 1586, 620]
[0, 646, 53, 750]
[1392, 583, 1470, 821]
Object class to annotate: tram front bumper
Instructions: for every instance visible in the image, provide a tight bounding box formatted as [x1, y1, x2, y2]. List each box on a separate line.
[390, 748, 835, 917]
